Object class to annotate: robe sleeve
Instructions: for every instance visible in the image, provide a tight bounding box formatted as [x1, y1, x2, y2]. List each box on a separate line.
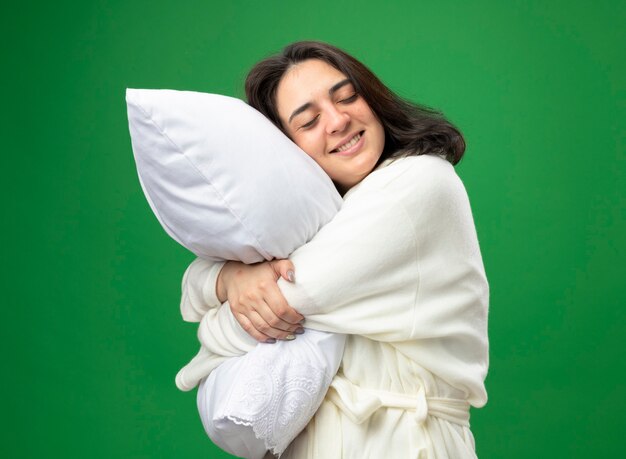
[277, 186, 420, 341]
[182, 186, 418, 355]
[286, 157, 488, 345]
[184, 155, 487, 350]
[180, 258, 226, 322]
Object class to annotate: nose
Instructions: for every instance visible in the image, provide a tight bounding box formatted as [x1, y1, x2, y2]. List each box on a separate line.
[324, 105, 350, 135]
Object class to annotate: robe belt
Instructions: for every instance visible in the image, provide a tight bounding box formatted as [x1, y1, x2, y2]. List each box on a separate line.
[327, 375, 470, 427]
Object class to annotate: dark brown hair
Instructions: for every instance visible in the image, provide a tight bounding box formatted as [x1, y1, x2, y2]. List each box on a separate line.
[245, 41, 465, 165]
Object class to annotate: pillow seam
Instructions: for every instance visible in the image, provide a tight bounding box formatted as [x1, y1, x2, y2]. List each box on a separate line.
[134, 100, 272, 260]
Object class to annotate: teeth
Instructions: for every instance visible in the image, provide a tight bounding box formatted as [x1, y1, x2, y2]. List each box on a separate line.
[336, 133, 361, 152]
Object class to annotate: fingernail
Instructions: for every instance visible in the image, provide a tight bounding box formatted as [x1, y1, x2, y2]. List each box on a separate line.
[287, 270, 295, 282]
[265, 338, 276, 344]
[294, 328, 305, 334]
[284, 334, 296, 341]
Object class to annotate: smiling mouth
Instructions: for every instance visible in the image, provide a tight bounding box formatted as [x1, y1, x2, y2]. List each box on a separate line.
[331, 131, 364, 153]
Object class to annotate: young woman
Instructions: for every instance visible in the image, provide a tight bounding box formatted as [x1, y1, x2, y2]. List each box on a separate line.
[181, 41, 489, 458]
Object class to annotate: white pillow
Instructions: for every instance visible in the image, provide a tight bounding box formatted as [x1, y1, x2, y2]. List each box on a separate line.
[126, 88, 342, 263]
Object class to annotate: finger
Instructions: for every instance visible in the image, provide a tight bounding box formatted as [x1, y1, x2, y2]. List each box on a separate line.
[235, 313, 276, 343]
[252, 300, 302, 334]
[252, 277, 304, 325]
[248, 310, 297, 340]
[261, 286, 305, 325]
[271, 259, 296, 283]
[230, 288, 297, 335]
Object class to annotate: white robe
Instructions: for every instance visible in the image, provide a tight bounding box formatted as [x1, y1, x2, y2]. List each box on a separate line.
[178, 154, 489, 458]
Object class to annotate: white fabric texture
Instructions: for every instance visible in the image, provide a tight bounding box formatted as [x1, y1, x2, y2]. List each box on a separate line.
[180, 155, 490, 458]
[125, 88, 342, 263]
[125, 88, 346, 456]
[197, 330, 345, 458]
[177, 260, 346, 457]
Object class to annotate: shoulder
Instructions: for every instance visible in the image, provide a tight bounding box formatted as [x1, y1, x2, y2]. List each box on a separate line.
[351, 154, 465, 204]
[386, 154, 456, 184]
[355, 154, 456, 189]
[347, 154, 477, 238]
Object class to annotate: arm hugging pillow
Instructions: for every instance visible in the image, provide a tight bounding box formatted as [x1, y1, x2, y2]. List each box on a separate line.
[125, 88, 342, 263]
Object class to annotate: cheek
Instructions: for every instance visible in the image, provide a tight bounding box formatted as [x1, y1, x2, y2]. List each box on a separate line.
[293, 132, 325, 159]
[354, 100, 375, 118]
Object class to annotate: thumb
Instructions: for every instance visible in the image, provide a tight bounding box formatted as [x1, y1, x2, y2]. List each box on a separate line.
[271, 259, 296, 283]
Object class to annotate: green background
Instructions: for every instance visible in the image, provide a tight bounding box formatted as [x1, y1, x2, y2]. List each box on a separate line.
[3, 0, 625, 457]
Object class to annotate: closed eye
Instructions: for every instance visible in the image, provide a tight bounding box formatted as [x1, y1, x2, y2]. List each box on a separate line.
[339, 93, 358, 104]
[300, 114, 320, 130]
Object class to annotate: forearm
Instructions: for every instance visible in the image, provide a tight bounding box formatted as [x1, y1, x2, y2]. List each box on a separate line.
[198, 301, 257, 356]
[176, 304, 256, 392]
[181, 258, 226, 322]
[215, 260, 258, 303]
[194, 189, 419, 341]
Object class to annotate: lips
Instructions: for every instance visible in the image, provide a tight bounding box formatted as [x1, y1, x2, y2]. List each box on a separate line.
[331, 131, 364, 153]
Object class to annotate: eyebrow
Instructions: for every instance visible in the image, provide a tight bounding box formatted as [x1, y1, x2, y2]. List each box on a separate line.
[287, 78, 353, 124]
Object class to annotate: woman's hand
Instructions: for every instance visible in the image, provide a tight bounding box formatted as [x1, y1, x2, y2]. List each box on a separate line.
[216, 259, 305, 343]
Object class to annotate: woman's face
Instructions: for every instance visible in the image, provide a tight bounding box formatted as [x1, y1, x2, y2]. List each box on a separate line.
[275, 59, 385, 191]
